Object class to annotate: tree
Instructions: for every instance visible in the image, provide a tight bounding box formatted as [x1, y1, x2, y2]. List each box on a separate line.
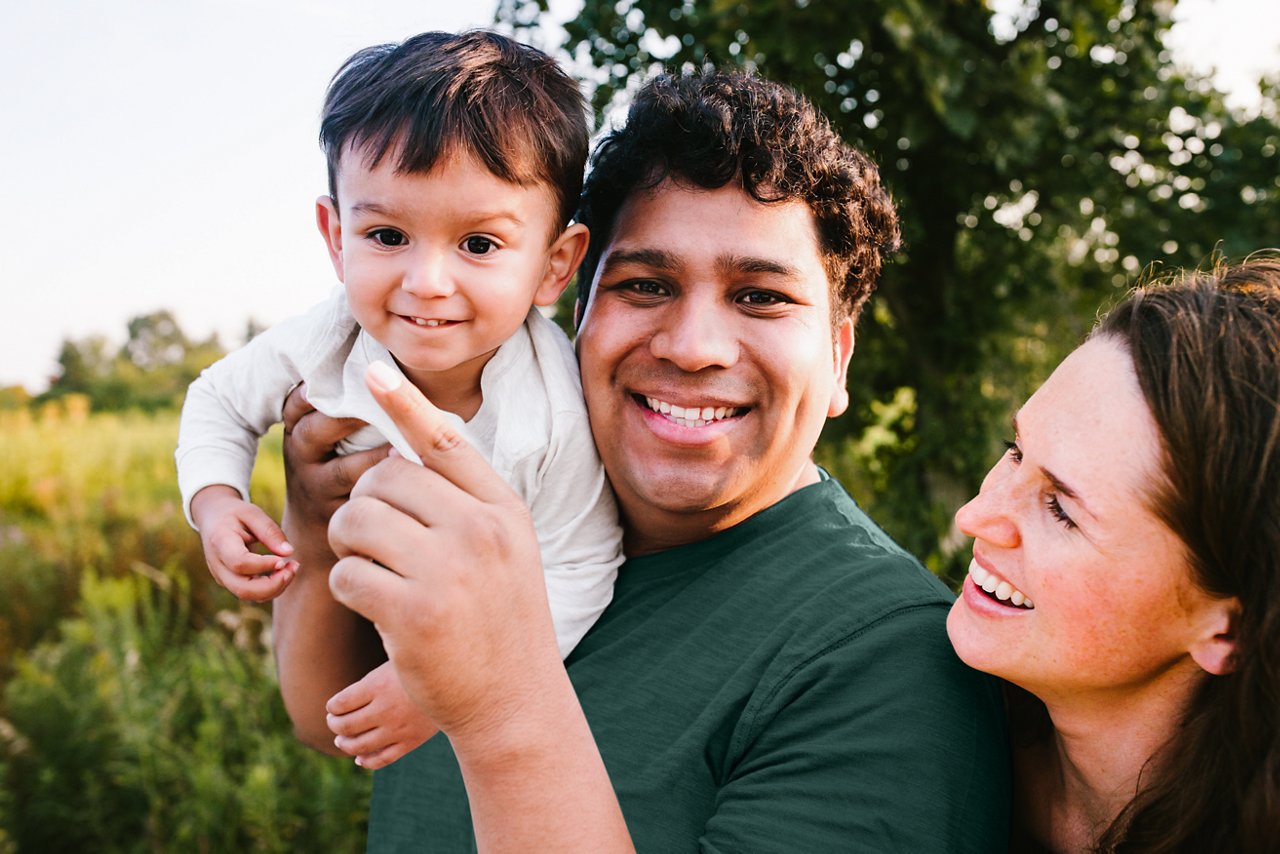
[499, 0, 1280, 580]
[41, 312, 224, 412]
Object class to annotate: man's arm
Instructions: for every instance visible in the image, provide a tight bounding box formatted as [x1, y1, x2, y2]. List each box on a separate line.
[327, 362, 633, 851]
[272, 384, 388, 754]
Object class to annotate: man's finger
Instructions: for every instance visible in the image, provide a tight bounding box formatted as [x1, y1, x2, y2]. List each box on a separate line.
[326, 444, 391, 496]
[286, 401, 371, 462]
[280, 382, 315, 433]
[365, 361, 514, 505]
[329, 554, 402, 627]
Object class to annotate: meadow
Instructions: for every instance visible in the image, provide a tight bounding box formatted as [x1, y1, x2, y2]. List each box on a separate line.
[0, 400, 370, 852]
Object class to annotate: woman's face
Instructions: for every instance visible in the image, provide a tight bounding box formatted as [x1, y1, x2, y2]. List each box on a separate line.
[946, 337, 1228, 704]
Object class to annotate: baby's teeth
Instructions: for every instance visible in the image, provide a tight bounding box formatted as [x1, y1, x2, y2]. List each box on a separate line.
[1011, 591, 1025, 606]
[995, 581, 1013, 601]
[981, 575, 999, 594]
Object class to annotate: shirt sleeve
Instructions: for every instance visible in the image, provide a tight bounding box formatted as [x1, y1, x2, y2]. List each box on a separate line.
[174, 302, 334, 528]
[526, 408, 625, 659]
[699, 603, 1011, 853]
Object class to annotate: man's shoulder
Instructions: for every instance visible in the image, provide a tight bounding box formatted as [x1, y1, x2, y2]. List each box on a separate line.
[739, 477, 954, 612]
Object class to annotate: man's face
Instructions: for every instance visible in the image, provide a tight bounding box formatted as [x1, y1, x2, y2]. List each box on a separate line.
[576, 180, 855, 554]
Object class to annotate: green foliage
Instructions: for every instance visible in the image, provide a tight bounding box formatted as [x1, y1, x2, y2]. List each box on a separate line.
[1, 566, 369, 852]
[39, 310, 225, 412]
[501, 0, 1280, 580]
[0, 408, 369, 849]
[0, 405, 285, 686]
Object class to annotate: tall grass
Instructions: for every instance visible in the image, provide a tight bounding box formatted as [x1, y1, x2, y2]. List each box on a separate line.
[0, 401, 370, 850]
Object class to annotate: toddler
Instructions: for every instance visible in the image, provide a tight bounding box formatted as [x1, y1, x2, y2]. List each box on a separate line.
[175, 30, 622, 767]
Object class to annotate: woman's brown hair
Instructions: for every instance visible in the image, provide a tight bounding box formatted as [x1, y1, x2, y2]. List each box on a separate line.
[1089, 256, 1280, 852]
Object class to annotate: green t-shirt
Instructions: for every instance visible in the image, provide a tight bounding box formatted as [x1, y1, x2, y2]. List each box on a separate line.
[368, 477, 1010, 852]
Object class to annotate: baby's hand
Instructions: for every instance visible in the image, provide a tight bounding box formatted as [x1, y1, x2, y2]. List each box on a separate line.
[190, 485, 299, 602]
[327, 661, 439, 770]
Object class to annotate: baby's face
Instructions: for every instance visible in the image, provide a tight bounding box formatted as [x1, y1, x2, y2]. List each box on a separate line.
[318, 148, 568, 408]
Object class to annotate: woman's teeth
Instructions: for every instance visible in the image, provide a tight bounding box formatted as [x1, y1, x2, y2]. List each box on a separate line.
[969, 559, 1034, 609]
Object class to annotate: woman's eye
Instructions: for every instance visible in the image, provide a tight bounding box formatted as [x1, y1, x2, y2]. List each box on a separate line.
[1045, 495, 1077, 530]
[464, 236, 496, 255]
[369, 229, 407, 247]
[1002, 439, 1023, 465]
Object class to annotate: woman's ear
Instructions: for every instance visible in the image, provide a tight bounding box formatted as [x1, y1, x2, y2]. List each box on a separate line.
[1188, 597, 1240, 676]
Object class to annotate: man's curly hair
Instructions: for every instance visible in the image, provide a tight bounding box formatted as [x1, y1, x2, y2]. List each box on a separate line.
[576, 69, 900, 323]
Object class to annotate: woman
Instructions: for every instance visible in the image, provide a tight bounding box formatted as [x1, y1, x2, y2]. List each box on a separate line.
[947, 258, 1280, 852]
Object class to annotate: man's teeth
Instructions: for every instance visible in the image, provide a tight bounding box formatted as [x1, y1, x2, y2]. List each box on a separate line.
[643, 396, 741, 428]
[969, 559, 1034, 609]
[412, 317, 445, 327]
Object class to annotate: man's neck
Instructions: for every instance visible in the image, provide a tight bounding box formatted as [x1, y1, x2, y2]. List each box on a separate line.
[620, 460, 822, 557]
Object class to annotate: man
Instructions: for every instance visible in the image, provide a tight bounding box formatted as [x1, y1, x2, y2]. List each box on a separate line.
[275, 70, 1010, 851]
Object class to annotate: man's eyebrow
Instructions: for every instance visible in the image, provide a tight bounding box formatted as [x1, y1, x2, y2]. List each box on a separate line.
[598, 249, 801, 278]
[598, 248, 680, 273]
[717, 254, 800, 279]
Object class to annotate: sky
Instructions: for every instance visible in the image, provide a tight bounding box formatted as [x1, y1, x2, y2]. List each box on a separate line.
[2, 0, 1278, 393]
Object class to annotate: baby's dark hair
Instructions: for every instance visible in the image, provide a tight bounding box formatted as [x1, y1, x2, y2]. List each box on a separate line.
[320, 30, 589, 229]
[576, 69, 900, 322]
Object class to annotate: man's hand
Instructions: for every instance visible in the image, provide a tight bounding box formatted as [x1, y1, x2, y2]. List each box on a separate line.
[327, 361, 559, 744]
[327, 361, 632, 850]
[326, 661, 439, 770]
[281, 382, 389, 533]
[191, 485, 298, 602]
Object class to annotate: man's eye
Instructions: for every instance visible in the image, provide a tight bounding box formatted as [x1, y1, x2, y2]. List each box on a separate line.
[740, 290, 785, 306]
[624, 279, 669, 297]
[370, 229, 407, 247]
[464, 236, 496, 255]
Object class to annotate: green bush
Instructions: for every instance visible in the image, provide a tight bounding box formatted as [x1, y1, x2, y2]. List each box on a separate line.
[0, 564, 370, 852]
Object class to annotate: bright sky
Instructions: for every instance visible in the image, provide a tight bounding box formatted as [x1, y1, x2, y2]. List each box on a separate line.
[3, 0, 1277, 393]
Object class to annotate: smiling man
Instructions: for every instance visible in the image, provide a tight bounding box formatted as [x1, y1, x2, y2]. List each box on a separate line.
[276, 70, 1011, 851]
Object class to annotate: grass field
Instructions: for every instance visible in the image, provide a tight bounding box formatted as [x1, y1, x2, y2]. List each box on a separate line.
[0, 401, 371, 851]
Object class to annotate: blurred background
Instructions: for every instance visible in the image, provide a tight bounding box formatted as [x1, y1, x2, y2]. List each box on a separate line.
[1, 1, 1277, 849]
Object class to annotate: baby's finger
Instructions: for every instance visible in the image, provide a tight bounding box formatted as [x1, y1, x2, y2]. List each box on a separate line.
[333, 728, 395, 759]
[355, 742, 415, 771]
[216, 563, 297, 603]
[326, 676, 376, 717]
[239, 504, 293, 557]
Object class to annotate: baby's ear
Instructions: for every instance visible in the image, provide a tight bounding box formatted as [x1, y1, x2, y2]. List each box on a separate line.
[535, 223, 589, 307]
[315, 196, 345, 283]
[1188, 596, 1240, 676]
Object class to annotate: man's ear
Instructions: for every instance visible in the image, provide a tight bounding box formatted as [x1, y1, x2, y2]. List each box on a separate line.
[827, 315, 856, 418]
[533, 223, 589, 307]
[315, 196, 345, 283]
[1189, 597, 1240, 676]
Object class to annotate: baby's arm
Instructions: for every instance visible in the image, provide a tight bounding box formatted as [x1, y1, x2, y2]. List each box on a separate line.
[190, 484, 298, 602]
[326, 660, 439, 769]
[177, 295, 352, 598]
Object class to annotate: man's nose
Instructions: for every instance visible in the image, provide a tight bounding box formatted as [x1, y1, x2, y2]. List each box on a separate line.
[648, 296, 738, 371]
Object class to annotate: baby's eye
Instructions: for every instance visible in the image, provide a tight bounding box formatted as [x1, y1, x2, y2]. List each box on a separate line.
[369, 228, 407, 247]
[464, 236, 497, 255]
